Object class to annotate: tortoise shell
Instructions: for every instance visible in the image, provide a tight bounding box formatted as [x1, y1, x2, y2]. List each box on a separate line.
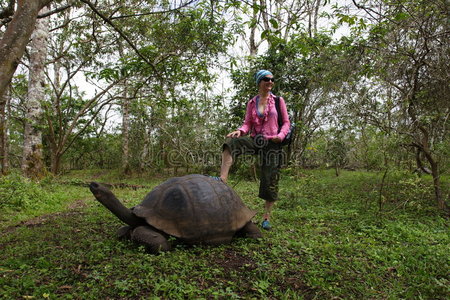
[132, 174, 256, 244]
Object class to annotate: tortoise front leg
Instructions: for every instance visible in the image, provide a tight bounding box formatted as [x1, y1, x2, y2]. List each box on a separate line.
[131, 226, 171, 254]
[117, 225, 133, 240]
[237, 221, 263, 239]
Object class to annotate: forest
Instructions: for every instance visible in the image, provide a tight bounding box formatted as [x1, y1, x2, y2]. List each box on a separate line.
[0, 0, 449, 299]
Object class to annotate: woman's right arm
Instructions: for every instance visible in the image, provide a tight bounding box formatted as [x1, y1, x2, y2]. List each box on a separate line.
[235, 100, 253, 136]
[227, 100, 253, 138]
[227, 130, 241, 138]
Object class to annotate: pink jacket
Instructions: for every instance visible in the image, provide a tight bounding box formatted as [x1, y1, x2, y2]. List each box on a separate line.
[238, 94, 290, 140]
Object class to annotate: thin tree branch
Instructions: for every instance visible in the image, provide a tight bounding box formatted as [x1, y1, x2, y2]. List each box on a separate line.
[38, 3, 72, 18]
[0, 17, 12, 28]
[79, 0, 160, 77]
[351, 0, 383, 21]
[61, 99, 118, 156]
[0, 0, 15, 19]
[110, 0, 198, 20]
[60, 77, 126, 155]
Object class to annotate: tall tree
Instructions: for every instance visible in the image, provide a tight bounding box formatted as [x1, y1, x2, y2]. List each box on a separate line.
[365, 0, 448, 211]
[43, 2, 124, 174]
[22, 6, 50, 179]
[242, 0, 325, 56]
[0, 0, 52, 101]
[333, 0, 450, 211]
[0, 85, 10, 174]
[121, 83, 131, 174]
[117, 41, 131, 175]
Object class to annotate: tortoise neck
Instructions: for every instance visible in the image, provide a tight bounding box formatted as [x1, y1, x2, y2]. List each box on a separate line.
[90, 182, 145, 227]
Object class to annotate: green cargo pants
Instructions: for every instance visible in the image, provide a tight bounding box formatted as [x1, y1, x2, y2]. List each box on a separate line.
[223, 135, 283, 202]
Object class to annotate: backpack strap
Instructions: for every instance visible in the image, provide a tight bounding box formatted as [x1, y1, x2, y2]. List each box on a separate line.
[274, 96, 283, 133]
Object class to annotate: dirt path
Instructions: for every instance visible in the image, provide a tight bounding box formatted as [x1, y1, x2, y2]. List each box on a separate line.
[1, 198, 88, 237]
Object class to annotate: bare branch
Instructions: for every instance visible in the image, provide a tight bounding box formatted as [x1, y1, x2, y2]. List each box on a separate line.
[60, 77, 126, 153]
[38, 3, 72, 18]
[110, 0, 198, 20]
[351, 0, 383, 21]
[61, 98, 118, 156]
[0, 17, 12, 28]
[79, 0, 160, 77]
[0, 0, 15, 19]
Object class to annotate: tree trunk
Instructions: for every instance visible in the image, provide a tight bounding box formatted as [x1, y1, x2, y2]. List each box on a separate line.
[312, 0, 321, 36]
[421, 147, 448, 212]
[22, 6, 49, 179]
[414, 148, 431, 175]
[0, 86, 10, 175]
[0, 0, 52, 100]
[51, 151, 62, 175]
[429, 160, 445, 211]
[122, 85, 131, 174]
[140, 125, 151, 171]
[249, 0, 258, 56]
[118, 42, 131, 175]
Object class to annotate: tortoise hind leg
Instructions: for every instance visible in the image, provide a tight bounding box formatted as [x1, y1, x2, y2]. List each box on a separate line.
[236, 221, 263, 239]
[131, 226, 171, 254]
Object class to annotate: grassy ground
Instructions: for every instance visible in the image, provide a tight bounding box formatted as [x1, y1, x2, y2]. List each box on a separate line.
[0, 169, 448, 299]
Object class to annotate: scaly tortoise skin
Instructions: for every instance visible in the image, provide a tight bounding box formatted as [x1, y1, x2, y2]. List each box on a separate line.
[90, 174, 262, 253]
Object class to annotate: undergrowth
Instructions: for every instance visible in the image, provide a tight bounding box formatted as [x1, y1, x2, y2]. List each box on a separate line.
[0, 172, 55, 209]
[0, 169, 448, 299]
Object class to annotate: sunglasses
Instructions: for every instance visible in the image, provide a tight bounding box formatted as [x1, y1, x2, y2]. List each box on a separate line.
[262, 77, 275, 82]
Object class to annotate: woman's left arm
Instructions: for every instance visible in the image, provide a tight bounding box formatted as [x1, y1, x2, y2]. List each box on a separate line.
[276, 97, 291, 140]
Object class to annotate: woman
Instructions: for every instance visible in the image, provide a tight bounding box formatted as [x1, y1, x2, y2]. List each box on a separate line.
[218, 70, 290, 230]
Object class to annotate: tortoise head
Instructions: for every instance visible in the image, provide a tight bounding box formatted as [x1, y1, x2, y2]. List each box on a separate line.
[89, 182, 145, 227]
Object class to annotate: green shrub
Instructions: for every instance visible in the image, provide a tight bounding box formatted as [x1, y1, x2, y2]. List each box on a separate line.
[0, 173, 55, 209]
[381, 170, 434, 205]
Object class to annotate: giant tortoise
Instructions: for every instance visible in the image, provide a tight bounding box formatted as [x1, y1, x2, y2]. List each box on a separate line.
[89, 174, 262, 253]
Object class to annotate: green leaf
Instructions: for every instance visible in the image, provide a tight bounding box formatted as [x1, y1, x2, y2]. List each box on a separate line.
[269, 18, 279, 29]
[394, 12, 409, 21]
